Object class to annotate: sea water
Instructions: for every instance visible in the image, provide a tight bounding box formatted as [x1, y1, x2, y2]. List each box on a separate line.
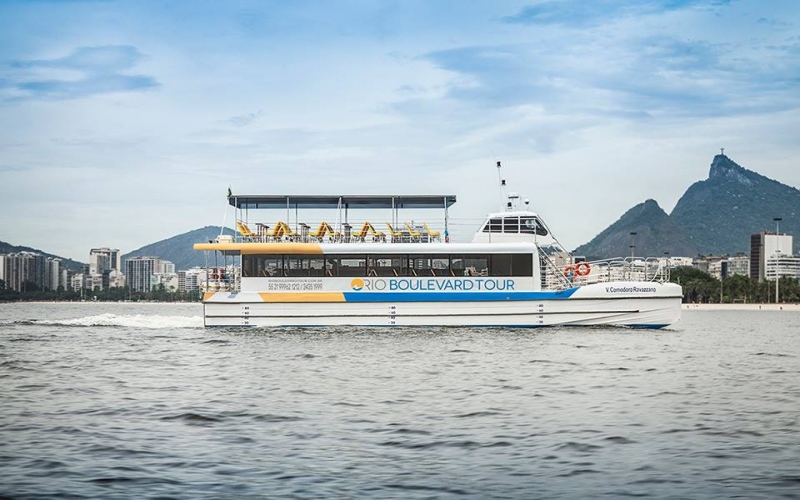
[1, 302, 799, 499]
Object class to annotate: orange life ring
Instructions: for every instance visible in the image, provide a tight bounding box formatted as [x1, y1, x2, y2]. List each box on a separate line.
[564, 265, 575, 277]
[574, 262, 591, 277]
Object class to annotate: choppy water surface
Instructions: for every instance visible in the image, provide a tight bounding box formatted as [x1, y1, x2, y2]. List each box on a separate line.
[1, 303, 799, 499]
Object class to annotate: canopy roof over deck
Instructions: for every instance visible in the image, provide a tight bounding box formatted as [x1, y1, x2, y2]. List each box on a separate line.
[228, 194, 457, 210]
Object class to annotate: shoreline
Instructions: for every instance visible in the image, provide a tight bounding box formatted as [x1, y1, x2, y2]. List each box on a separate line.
[683, 303, 800, 311]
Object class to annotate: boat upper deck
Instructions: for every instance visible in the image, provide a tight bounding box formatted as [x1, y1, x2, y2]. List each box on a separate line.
[226, 193, 457, 245]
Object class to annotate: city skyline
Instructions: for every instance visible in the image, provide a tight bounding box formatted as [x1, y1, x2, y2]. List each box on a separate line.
[1, 0, 799, 261]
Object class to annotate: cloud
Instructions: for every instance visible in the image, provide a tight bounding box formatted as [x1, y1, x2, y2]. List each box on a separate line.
[414, 27, 800, 122]
[502, 0, 733, 27]
[223, 110, 264, 127]
[5, 45, 158, 100]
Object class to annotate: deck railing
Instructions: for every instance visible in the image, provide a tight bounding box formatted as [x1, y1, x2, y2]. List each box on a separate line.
[543, 256, 672, 291]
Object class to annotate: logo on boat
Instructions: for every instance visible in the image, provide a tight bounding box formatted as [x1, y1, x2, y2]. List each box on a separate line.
[349, 278, 515, 292]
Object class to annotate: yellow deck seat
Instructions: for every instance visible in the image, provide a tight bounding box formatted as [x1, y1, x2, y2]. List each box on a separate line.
[353, 222, 371, 240]
[386, 222, 404, 242]
[236, 221, 258, 241]
[423, 222, 441, 241]
[405, 222, 422, 241]
[310, 221, 328, 239]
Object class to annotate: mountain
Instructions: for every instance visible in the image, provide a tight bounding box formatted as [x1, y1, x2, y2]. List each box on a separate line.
[671, 154, 800, 255]
[573, 199, 700, 260]
[0, 240, 86, 271]
[122, 226, 234, 271]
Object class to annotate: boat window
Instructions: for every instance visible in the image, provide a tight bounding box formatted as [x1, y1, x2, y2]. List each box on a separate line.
[457, 255, 490, 276]
[450, 255, 466, 275]
[284, 255, 325, 277]
[520, 217, 548, 236]
[512, 254, 533, 276]
[329, 255, 366, 277]
[491, 254, 513, 276]
[369, 255, 403, 277]
[242, 255, 255, 277]
[408, 256, 431, 277]
[244, 253, 532, 278]
[482, 218, 503, 233]
[260, 255, 284, 277]
[504, 216, 520, 234]
[432, 257, 450, 276]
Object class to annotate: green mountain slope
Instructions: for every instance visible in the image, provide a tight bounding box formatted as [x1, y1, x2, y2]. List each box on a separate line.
[121, 226, 234, 271]
[0, 241, 86, 271]
[573, 199, 700, 260]
[670, 155, 800, 255]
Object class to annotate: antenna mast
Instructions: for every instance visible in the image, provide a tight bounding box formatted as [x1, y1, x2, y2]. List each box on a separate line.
[496, 160, 508, 209]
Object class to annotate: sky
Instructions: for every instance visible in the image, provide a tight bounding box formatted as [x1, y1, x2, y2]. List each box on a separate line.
[1, 0, 799, 261]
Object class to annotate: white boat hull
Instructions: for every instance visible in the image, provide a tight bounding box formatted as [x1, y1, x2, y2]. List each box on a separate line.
[201, 282, 682, 328]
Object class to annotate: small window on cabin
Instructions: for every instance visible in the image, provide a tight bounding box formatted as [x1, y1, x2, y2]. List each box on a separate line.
[490, 254, 513, 276]
[307, 257, 325, 277]
[463, 255, 490, 276]
[337, 256, 366, 277]
[482, 218, 503, 233]
[242, 255, 254, 277]
[512, 254, 534, 276]
[450, 255, 466, 275]
[284, 255, 325, 277]
[284, 255, 307, 277]
[324, 256, 339, 277]
[371, 255, 402, 277]
[261, 255, 283, 277]
[504, 217, 520, 233]
[408, 256, 431, 277]
[431, 256, 450, 276]
[520, 217, 548, 236]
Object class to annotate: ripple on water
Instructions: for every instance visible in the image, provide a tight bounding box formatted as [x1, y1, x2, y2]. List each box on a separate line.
[1, 305, 799, 499]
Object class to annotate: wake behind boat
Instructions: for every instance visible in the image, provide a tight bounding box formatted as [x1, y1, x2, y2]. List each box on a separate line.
[194, 176, 682, 328]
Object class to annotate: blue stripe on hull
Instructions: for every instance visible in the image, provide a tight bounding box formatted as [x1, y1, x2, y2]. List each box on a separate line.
[342, 289, 578, 302]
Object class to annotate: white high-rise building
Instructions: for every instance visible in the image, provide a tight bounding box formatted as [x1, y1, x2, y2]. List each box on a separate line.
[89, 248, 121, 274]
[179, 268, 205, 292]
[45, 258, 62, 291]
[3, 252, 46, 292]
[158, 260, 175, 275]
[125, 256, 160, 292]
[751, 232, 794, 281]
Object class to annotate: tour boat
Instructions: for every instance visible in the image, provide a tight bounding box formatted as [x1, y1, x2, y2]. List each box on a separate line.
[193, 189, 682, 328]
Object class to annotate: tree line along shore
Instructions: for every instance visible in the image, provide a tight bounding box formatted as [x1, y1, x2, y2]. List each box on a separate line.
[1, 268, 798, 305]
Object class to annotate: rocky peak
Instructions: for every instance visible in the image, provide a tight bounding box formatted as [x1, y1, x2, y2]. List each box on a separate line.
[708, 154, 753, 186]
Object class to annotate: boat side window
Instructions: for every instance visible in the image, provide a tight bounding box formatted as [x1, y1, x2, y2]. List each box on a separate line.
[462, 254, 490, 276]
[512, 254, 534, 276]
[450, 255, 466, 276]
[242, 255, 255, 277]
[431, 256, 450, 276]
[261, 255, 283, 277]
[307, 257, 325, 277]
[370, 254, 403, 277]
[520, 217, 548, 236]
[408, 256, 431, 277]
[284, 255, 306, 277]
[333, 255, 366, 277]
[482, 218, 503, 233]
[490, 254, 513, 276]
[284, 255, 325, 277]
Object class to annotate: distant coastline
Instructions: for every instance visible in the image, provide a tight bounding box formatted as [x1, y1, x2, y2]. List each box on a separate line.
[683, 303, 800, 311]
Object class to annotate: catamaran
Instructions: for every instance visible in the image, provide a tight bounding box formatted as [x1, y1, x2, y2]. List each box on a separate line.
[194, 185, 682, 328]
